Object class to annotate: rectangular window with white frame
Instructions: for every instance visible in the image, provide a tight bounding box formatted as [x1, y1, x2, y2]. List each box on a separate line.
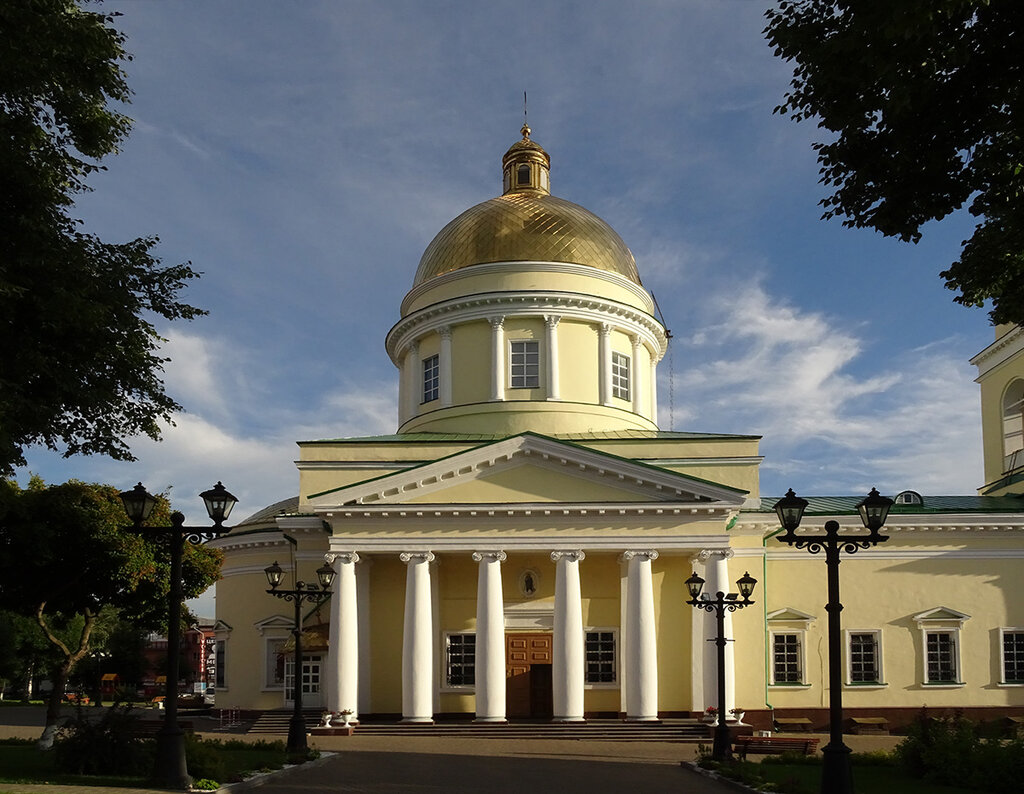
[914, 607, 968, 687]
[1001, 628, 1024, 684]
[846, 630, 883, 685]
[214, 639, 226, 689]
[509, 340, 540, 388]
[264, 637, 287, 689]
[422, 354, 439, 403]
[611, 351, 630, 401]
[926, 632, 959, 683]
[584, 629, 616, 685]
[771, 632, 804, 684]
[445, 632, 475, 688]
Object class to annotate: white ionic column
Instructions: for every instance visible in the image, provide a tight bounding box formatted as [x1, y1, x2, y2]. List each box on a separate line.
[356, 556, 372, 716]
[598, 324, 612, 406]
[650, 359, 659, 425]
[630, 336, 644, 416]
[400, 551, 435, 723]
[472, 551, 507, 722]
[544, 315, 561, 401]
[325, 552, 359, 721]
[405, 340, 420, 421]
[439, 326, 453, 407]
[551, 550, 586, 722]
[490, 316, 505, 401]
[698, 549, 736, 715]
[622, 550, 659, 721]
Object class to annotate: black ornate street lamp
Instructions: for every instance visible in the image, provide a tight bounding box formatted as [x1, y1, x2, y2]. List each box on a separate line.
[773, 487, 893, 794]
[120, 481, 237, 790]
[685, 569, 757, 762]
[264, 559, 335, 756]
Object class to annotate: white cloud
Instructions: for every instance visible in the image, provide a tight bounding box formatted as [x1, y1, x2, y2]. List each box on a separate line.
[665, 283, 983, 496]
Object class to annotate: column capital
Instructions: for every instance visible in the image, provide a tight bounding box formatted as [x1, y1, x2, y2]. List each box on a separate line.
[551, 550, 585, 563]
[400, 551, 436, 564]
[621, 549, 659, 563]
[325, 551, 360, 565]
[544, 314, 561, 329]
[489, 316, 505, 329]
[472, 550, 507, 563]
[407, 339, 420, 355]
[631, 334, 643, 351]
[439, 325, 452, 339]
[598, 322, 612, 337]
[696, 548, 734, 563]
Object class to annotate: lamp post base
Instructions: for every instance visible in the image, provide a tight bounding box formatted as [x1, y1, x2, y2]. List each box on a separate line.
[152, 728, 190, 790]
[286, 716, 308, 758]
[711, 723, 732, 762]
[821, 741, 854, 794]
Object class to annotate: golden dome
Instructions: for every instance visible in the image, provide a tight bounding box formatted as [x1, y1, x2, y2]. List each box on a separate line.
[413, 126, 641, 287]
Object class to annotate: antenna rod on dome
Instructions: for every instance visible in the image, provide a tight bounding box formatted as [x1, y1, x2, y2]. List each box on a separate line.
[523, 91, 528, 126]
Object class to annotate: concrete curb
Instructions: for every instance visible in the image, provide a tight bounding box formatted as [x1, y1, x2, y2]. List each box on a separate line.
[214, 752, 336, 793]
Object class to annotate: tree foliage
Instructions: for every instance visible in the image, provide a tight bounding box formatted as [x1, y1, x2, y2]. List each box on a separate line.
[765, 0, 1024, 325]
[0, 478, 222, 742]
[0, 0, 204, 476]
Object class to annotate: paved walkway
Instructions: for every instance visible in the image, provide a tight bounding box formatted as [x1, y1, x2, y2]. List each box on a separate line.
[0, 707, 902, 794]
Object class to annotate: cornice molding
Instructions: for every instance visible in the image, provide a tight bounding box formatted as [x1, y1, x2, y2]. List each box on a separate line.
[387, 289, 668, 365]
[970, 325, 1024, 379]
[400, 260, 656, 317]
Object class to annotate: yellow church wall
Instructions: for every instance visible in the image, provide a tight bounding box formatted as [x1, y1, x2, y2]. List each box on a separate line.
[213, 538, 330, 711]
[368, 555, 406, 714]
[763, 546, 1024, 709]
[451, 321, 491, 405]
[401, 399, 658, 435]
[558, 320, 601, 405]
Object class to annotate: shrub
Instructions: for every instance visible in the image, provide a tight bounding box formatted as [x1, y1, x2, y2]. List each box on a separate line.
[53, 702, 150, 776]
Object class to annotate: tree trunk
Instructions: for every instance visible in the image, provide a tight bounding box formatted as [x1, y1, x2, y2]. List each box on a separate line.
[35, 605, 95, 750]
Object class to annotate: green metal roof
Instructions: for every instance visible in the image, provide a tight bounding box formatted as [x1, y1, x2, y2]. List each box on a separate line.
[752, 495, 1024, 515]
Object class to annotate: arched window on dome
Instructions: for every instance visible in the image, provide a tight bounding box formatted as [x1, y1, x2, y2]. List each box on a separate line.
[517, 163, 531, 187]
[1003, 379, 1024, 472]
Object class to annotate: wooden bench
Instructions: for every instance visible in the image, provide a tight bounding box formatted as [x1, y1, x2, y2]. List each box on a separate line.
[734, 735, 819, 760]
[850, 716, 889, 735]
[131, 720, 194, 738]
[773, 716, 813, 732]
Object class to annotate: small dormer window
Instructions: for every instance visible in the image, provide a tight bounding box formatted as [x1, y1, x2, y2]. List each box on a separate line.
[895, 490, 923, 506]
[517, 163, 531, 186]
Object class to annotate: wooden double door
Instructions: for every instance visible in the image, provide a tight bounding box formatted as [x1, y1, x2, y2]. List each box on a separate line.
[506, 633, 553, 719]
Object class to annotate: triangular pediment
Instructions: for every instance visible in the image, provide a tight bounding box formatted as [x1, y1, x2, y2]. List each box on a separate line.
[767, 607, 816, 623]
[253, 614, 294, 633]
[307, 432, 746, 508]
[913, 606, 971, 625]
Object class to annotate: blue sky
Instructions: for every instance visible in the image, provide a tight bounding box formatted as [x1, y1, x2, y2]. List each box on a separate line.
[18, 1, 994, 610]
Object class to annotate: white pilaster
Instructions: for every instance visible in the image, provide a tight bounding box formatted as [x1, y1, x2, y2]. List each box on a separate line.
[630, 336, 644, 416]
[698, 548, 736, 715]
[544, 315, 561, 401]
[405, 340, 420, 421]
[472, 551, 507, 722]
[439, 326, 453, 407]
[622, 550, 659, 721]
[490, 316, 505, 401]
[551, 550, 586, 722]
[650, 358, 659, 425]
[598, 324, 612, 406]
[400, 551, 435, 723]
[325, 552, 359, 721]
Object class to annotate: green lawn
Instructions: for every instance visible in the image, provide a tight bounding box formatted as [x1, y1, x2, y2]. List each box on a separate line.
[756, 762, 979, 794]
[0, 737, 290, 788]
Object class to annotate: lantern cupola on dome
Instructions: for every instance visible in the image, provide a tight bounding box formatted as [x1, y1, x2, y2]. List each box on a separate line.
[387, 125, 669, 437]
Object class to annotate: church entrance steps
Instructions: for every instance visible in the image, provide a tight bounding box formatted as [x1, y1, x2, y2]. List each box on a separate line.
[247, 712, 707, 741]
